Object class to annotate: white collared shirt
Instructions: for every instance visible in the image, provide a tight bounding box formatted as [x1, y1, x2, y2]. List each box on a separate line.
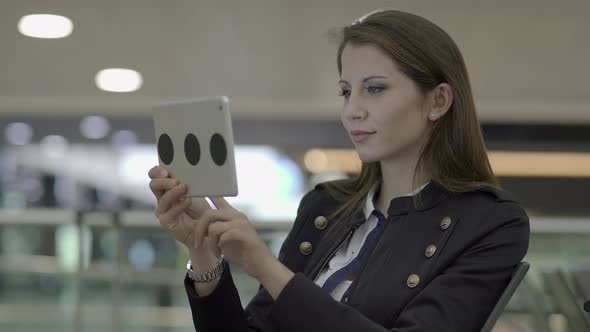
[313, 181, 430, 301]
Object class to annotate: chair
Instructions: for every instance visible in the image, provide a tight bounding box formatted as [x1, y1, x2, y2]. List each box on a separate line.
[541, 267, 590, 332]
[568, 264, 590, 306]
[480, 261, 530, 332]
[567, 265, 590, 319]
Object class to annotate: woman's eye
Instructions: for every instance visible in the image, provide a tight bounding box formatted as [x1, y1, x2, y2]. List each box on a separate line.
[367, 86, 385, 94]
[339, 89, 351, 98]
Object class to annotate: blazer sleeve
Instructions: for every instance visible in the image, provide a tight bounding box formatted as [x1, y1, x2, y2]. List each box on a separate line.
[184, 188, 316, 332]
[268, 201, 531, 332]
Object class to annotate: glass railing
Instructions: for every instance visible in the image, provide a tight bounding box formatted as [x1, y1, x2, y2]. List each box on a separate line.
[0, 209, 589, 332]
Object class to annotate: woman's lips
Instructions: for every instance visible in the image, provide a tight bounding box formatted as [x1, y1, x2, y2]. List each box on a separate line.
[352, 132, 374, 142]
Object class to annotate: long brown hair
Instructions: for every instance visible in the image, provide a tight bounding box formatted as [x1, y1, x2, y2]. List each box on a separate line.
[324, 9, 500, 222]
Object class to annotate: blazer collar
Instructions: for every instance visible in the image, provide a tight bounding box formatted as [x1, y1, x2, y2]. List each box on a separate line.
[364, 180, 431, 219]
[338, 180, 451, 229]
[385, 180, 450, 216]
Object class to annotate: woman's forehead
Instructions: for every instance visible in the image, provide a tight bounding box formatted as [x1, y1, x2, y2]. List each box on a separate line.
[340, 43, 401, 80]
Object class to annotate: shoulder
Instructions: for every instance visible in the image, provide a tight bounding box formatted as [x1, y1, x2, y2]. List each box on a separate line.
[449, 184, 528, 220]
[444, 185, 530, 249]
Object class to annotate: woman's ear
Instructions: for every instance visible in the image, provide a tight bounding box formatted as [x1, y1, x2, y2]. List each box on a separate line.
[428, 83, 453, 121]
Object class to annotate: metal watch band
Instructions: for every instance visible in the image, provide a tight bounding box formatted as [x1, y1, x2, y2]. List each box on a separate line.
[186, 255, 226, 283]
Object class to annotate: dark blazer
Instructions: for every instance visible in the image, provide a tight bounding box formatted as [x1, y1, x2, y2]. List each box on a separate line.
[184, 179, 530, 331]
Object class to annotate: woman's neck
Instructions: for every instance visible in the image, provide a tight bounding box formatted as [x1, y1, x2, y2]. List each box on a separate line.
[376, 160, 430, 214]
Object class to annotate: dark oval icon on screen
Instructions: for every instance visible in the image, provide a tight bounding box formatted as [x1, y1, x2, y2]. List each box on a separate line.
[158, 133, 174, 165]
[210, 133, 227, 166]
[184, 133, 201, 166]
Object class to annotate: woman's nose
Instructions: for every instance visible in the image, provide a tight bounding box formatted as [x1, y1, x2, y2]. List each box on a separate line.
[352, 108, 368, 120]
[345, 102, 368, 120]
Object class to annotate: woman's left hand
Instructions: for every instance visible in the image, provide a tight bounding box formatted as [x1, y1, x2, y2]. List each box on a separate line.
[193, 197, 276, 279]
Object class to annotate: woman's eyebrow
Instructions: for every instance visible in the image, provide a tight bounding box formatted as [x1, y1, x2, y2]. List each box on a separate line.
[338, 75, 389, 85]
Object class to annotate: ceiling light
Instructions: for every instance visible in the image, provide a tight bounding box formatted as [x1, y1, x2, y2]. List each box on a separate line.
[302, 149, 590, 178]
[111, 130, 139, 146]
[304, 149, 329, 173]
[18, 14, 73, 39]
[304, 149, 361, 173]
[489, 151, 590, 178]
[4, 122, 33, 145]
[95, 68, 143, 93]
[80, 115, 110, 139]
[40, 135, 68, 159]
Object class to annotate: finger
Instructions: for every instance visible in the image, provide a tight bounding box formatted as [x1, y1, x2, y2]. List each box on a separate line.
[209, 196, 235, 211]
[155, 183, 188, 215]
[158, 198, 191, 226]
[194, 209, 232, 249]
[148, 166, 169, 179]
[150, 178, 180, 201]
[208, 223, 222, 257]
[218, 228, 238, 247]
[195, 210, 228, 249]
[208, 221, 238, 257]
[193, 222, 204, 249]
[184, 198, 212, 219]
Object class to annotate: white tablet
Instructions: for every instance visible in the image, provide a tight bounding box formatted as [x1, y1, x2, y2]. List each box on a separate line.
[153, 96, 238, 197]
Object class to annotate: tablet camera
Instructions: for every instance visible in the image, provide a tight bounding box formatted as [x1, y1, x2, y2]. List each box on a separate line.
[158, 132, 227, 167]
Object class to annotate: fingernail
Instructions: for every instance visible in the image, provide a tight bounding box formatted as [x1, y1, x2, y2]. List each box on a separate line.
[160, 170, 168, 177]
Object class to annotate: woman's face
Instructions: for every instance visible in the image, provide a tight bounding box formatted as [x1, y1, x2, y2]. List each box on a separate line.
[339, 43, 433, 163]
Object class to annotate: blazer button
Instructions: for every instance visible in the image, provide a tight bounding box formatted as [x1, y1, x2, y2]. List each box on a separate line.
[407, 274, 420, 288]
[425, 244, 437, 258]
[299, 241, 313, 255]
[440, 216, 452, 230]
[314, 216, 328, 230]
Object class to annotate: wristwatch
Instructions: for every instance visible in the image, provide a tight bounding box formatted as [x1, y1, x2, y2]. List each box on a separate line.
[186, 255, 226, 283]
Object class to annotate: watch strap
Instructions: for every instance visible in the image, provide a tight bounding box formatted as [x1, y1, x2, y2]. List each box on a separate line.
[186, 255, 226, 283]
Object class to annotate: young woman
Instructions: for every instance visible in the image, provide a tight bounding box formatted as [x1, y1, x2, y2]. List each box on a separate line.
[148, 9, 530, 332]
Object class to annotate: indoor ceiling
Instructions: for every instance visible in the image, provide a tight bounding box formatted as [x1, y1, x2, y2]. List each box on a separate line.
[1, 0, 589, 123]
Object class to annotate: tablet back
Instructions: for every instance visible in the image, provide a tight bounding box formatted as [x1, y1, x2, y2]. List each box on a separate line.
[153, 96, 238, 197]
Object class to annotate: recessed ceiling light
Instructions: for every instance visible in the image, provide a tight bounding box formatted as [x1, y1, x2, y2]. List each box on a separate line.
[111, 130, 139, 146]
[95, 68, 143, 93]
[4, 122, 34, 145]
[40, 135, 68, 159]
[18, 14, 73, 39]
[80, 115, 110, 139]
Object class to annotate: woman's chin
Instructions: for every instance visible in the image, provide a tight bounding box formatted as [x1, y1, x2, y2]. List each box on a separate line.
[356, 152, 380, 164]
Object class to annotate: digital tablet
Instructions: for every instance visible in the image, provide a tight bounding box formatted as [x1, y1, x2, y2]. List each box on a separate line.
[153, 96, 238, 197]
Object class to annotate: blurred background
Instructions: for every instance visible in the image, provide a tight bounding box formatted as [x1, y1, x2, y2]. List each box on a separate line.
[1, 0, 589, 331]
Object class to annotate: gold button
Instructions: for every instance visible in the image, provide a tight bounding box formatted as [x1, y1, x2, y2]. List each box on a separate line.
[440, 216, 452, 230]
[299, 241, 313, 255]
[425, 244, 437, 258]
[407, 274, 420, 288]
[314, 216, 328, 230]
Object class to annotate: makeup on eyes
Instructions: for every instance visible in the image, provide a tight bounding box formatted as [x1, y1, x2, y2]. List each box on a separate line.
[338, 76, 390, 98]
[338, 84, 387, 98]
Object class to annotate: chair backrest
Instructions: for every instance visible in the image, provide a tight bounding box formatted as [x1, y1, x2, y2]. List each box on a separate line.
[541, 267, 590, 332]
[480, 261, 530, 332]
[564, 265, 590, 327]
[569, 264, 590, 307]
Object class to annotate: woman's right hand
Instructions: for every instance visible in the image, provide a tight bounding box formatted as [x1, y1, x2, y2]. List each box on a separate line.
[148, 165, 216, 259]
